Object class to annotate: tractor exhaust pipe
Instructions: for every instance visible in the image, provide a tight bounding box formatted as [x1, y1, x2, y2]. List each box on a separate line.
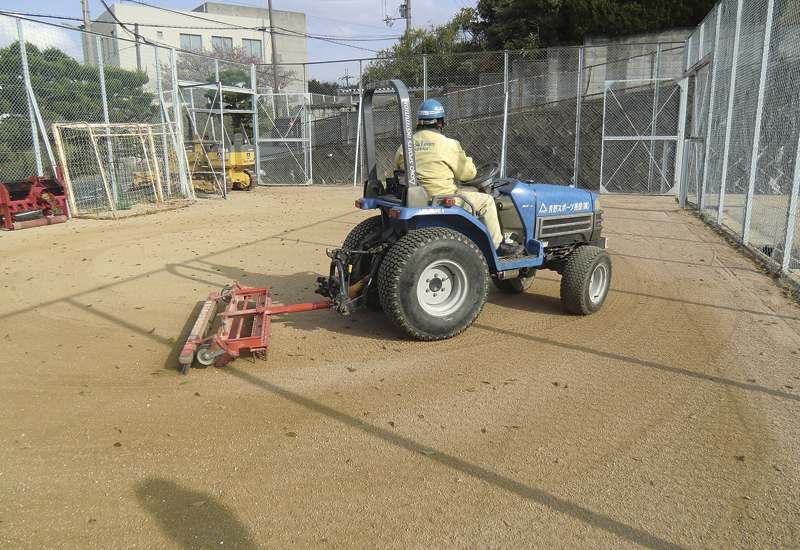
[497, 269, 519, 281]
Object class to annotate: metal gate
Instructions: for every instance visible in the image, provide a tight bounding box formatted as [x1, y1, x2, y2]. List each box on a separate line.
[600, 78, 687, 194]
[256, 93, 312, 185]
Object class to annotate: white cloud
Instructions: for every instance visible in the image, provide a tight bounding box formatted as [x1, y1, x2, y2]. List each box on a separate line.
[0, 15, 83, 58]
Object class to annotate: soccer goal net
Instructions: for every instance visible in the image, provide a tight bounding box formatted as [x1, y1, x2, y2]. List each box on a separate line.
[52, 122, 194, 219]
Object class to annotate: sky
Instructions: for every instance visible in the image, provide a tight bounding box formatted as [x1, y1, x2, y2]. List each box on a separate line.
[0, 0, 474, 80]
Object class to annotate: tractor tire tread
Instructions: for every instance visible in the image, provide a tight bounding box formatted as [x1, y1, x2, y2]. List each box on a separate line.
[560, 245, 611, 315]
[378, 227, 489, 341]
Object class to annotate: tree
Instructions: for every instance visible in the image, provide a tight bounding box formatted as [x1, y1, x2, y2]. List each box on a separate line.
[471, 0, 562, 50]
[0, 41, 154, 123]
[0, 41, 155, 178]
[472, 0, 718, 49]
[362, 8, 484, 89]
[172, 45, 296, 92]
[308, 78, 339, 96]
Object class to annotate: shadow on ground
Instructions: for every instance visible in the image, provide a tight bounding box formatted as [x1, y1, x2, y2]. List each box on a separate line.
[135, 477, 256, 549]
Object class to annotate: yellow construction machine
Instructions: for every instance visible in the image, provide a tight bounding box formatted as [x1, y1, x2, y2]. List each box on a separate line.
[186, 132, 256, 193]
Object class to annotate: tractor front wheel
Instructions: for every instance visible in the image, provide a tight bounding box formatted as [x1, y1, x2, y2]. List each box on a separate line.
[560, 246, 611, 315]
[378, 227, 489, 341]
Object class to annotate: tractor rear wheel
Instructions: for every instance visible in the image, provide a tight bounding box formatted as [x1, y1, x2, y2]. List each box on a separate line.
[343, 216, 384, 308]
[492, 268, 535, 293]
[378, 227, 489, 341]
[560, 246, 611, 315]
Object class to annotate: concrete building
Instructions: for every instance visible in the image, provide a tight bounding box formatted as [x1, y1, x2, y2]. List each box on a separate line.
[93, 2, 306, 91]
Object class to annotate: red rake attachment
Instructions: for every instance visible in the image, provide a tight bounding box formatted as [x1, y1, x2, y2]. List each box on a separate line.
[179, 282, 332, 370]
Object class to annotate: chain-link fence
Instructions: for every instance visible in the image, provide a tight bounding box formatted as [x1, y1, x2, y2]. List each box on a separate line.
[4, 6, 797, 287]
[683, 0, 800, 289]
[1, 12, 686, 194]
[307, 45, 685, 187]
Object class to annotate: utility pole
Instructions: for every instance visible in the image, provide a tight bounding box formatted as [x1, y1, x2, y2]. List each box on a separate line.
[134, 23, 142, 72]
[267, 0, 281, 94]
[81, 0, 96, 66]
[398, 0, 411, 31]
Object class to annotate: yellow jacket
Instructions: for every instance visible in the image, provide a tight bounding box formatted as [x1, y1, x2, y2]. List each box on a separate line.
[395, 129, 477, 197]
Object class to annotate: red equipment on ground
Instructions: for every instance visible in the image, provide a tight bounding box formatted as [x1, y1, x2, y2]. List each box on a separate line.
[0, 171, 69, 230]
[180, 282, 332, 370]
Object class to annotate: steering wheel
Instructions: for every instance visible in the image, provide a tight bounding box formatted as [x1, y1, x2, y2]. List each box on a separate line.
[461, 162, 501, 191]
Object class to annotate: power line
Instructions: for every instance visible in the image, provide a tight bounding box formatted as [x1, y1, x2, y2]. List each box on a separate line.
[0, 11, 83, 22]
[112, 0, 399, 53]
[97, 0, 139, 41]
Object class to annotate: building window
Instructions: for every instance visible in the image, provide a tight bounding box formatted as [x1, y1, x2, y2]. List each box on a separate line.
[212, 36, 233, 51]
[157, 31, 163, 39]
[242, 38, 262, 59]
[180, 33, 202, 51]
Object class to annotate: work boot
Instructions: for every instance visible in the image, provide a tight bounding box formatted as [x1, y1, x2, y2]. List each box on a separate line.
[496, 242, 523, 258]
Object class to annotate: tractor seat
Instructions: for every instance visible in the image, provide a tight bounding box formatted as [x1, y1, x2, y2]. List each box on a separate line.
[390, 170, 431, 207]
[403, 185, 430, 207]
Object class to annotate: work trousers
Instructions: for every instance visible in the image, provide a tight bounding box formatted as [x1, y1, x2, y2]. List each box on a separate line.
[456, 190, 502, 248]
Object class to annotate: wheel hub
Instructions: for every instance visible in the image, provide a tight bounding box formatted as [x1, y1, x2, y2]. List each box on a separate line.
[416, 261, 468, 316]
[428, 276, 444, 293]
[588, 263, 608, 304]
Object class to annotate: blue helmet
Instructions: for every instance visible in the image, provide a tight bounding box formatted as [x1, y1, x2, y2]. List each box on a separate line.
[418, 99, 445, 121]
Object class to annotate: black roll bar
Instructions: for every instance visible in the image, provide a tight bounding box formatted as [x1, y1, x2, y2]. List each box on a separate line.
[361, 79, 418, 188]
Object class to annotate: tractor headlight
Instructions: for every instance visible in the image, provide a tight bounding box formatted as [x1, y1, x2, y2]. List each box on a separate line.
[594, 196, 601, 210]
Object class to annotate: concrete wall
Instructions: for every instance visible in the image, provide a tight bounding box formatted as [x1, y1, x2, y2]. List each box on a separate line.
[93, 2, 306, 91]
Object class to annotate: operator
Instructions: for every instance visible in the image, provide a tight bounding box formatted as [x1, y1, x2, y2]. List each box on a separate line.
[395, 99, 522, 258]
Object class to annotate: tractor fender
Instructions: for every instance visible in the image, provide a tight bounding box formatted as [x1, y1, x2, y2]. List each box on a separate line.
[356, 198, 545, 271]
[412, 210, 497, 264]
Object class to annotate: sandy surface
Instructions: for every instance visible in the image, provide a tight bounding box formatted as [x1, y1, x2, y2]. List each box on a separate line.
[1, 187, 799, 549]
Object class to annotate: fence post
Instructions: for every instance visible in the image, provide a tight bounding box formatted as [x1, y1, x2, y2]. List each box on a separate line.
[218, 80, 227, 198]
[423, 55, 428, 101]
[17, 19, 44, 177]
[169, 48, 190, 196]
[718, 0, 745, 225]
[500, 50, 509, 178]
[742, 0, 776, 246]
[251, 63, 261, 186]
[95, 35, 119, 206]
[353, 61, 363, 187]
[573, 46, 584, 188]
[599, 82, 610, 193]
[676, 77, 689, 206]
[784, 123, 800, 275]
[648, 44, 663, 194]
[700, 7, 722, 211]
[154, 46, 173, 196]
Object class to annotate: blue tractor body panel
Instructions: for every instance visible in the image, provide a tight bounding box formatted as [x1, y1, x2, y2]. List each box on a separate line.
[358, 180, 600, 272]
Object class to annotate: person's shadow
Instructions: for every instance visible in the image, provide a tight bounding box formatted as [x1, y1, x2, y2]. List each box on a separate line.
[135, 477, 256, 549]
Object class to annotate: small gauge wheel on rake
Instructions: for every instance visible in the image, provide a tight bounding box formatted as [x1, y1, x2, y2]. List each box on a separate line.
[195, 343, 218, 367]
[219, 285, 235, 303]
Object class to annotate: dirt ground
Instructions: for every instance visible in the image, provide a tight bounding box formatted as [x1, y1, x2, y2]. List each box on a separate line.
[1, 187, 799, 550]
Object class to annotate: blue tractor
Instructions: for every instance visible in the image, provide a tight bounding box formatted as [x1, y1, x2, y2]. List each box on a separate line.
[316, 80, 611, 341]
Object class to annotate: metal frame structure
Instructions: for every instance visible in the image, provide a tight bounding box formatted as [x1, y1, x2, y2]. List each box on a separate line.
[255, 92, 313, 185]
[600, 78, 687, 195]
